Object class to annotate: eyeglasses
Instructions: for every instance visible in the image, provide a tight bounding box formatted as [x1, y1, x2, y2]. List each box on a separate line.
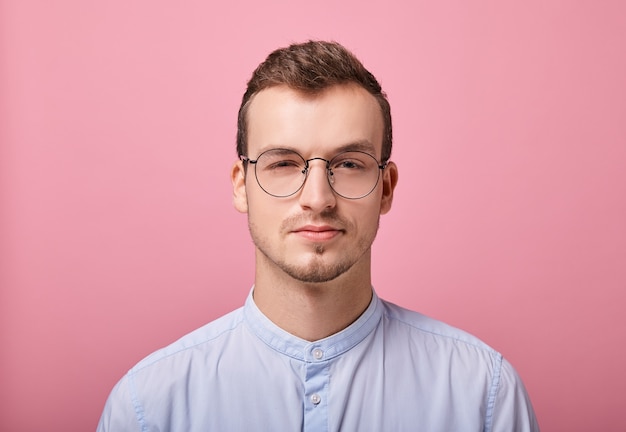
[240, 148, 387, 199]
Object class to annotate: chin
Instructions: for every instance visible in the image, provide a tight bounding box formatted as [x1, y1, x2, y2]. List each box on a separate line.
[281, 258, 354, 284]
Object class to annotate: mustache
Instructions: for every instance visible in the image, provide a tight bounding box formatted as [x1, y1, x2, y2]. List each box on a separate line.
[280, 209, 347, 232]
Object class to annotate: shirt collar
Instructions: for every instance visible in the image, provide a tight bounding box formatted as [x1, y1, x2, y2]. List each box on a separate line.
[243, 287, 383, 362]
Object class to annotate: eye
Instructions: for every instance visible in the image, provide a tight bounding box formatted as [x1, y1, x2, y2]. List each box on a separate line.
[337, 160, 361, 169]
[332, 156, 367, 171]
[258, 150, 305, 174]
[268, 159, 301, 169]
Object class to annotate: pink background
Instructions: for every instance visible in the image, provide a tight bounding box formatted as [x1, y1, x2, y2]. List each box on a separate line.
[1, 1, 625, 430]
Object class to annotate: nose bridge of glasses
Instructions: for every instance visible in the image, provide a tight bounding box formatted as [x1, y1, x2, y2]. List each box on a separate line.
[303, 157, 333, 179]
[302, 157, 335, 191]
[304, 157, 331, 170]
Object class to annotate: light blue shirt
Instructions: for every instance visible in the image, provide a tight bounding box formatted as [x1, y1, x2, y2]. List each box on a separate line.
[97, 290, 539, 431]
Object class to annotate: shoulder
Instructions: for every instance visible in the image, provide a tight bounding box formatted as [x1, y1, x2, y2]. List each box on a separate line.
[379, 298, 500, 358]
[131, 306, 245, 373]
[373, 298, 539, 429]
[98, 307, 248, 431]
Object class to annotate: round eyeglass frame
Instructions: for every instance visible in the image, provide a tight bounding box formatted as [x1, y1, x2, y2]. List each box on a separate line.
[239, 148, 388, 200]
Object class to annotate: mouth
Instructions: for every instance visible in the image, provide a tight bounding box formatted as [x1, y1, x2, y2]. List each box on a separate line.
[291, 225, 344, 242]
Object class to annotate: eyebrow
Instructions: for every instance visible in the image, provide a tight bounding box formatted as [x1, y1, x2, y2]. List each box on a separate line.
[334, 140, 378, 155]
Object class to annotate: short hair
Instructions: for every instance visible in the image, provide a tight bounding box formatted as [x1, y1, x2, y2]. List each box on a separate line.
[236, 40, 392, 162]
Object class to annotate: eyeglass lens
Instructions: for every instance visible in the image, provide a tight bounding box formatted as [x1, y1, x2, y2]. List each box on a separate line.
[253, 149, 382, 199]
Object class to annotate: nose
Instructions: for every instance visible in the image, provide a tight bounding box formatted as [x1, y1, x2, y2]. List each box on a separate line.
[298, 159, 336, 211]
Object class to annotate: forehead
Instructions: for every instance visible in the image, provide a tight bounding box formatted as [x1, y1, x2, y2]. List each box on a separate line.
[246, 84, 384, 158]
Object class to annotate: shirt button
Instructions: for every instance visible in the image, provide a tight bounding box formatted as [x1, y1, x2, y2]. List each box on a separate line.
[310, 394, 321, 405]
[312, 348, 323, 360]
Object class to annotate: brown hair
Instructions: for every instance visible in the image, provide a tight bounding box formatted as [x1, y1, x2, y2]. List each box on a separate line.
[236, 40, 392, 162]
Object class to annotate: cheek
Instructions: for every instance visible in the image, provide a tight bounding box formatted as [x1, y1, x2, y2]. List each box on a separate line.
[246, 192, 287, 227]
[347, 201, 381, 230]
[244, 181, 267, 211]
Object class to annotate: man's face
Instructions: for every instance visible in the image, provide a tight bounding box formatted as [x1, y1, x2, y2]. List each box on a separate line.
[232, 84, 397, 284]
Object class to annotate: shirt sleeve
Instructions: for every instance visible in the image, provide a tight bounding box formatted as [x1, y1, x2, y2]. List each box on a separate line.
[486, 358, 540, 432]
[96, 375, 143, 432]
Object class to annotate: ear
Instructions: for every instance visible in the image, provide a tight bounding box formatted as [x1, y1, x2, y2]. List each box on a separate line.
[379, 161, 398, 215]
[231, 160, 248, 213]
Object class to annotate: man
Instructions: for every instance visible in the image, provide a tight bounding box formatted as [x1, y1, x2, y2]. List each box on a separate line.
[98, 40, 539, 431]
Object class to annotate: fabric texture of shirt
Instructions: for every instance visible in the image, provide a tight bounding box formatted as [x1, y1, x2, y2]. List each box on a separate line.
[97, 289, 539, 431]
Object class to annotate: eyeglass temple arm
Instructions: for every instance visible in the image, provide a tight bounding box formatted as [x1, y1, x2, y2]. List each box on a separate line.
[239, 155, 258, 164]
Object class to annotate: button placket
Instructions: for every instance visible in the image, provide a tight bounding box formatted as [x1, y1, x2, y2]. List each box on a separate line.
[303, 352, 329, 430]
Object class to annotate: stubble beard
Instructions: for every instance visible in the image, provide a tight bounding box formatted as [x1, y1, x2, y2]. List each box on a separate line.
[249, 210, 380, 284]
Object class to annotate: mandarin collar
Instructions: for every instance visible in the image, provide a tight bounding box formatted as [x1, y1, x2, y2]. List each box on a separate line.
[243, 287, 382, 362]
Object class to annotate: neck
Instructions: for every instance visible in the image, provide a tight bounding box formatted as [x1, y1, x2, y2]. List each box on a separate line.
[252, 254, 373, 341]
